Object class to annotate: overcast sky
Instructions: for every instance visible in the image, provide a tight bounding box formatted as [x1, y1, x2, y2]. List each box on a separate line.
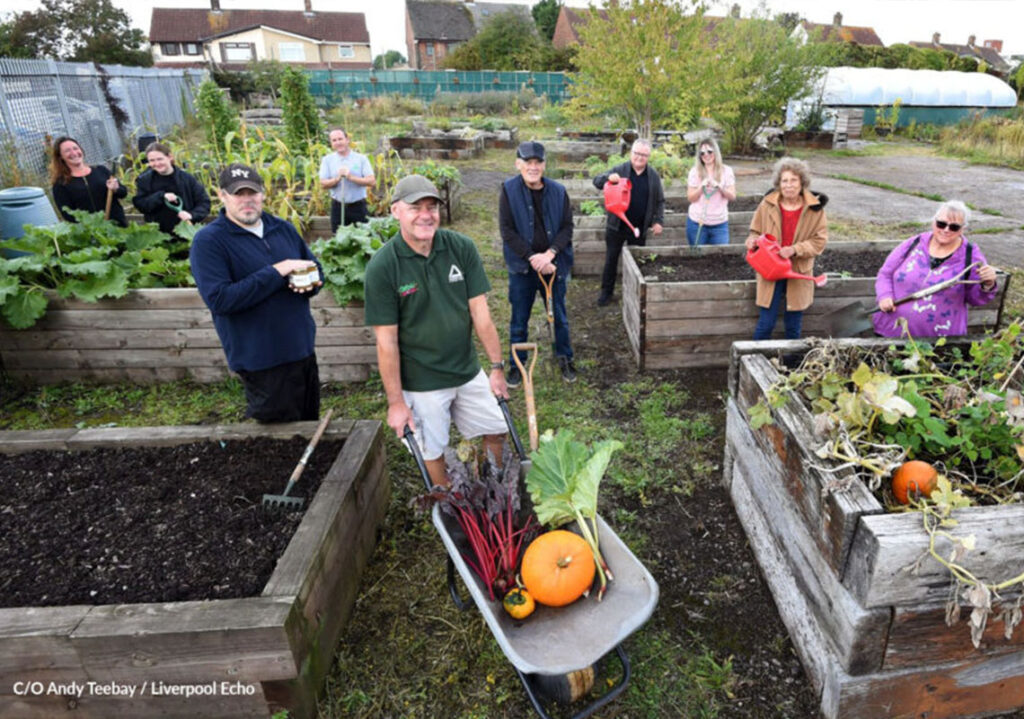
[1, 0, 1021, 60]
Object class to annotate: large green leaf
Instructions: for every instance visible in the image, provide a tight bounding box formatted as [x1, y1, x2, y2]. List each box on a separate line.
[0, 274, 20, 303]
[62, 267, 130, 301]
[2, 289, 48, 329]
[572, 439, 624, 518]
[525, 430, 622, 527]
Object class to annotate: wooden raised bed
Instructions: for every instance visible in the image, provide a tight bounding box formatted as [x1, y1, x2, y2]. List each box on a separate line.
[621, 242, 1010, 369]
[385, 133, 484, 160]
[0, 419, 388, 719]
[571, 211, 754, 276]
[725, 338, 1024, 719]
[0, 289, 376, 385]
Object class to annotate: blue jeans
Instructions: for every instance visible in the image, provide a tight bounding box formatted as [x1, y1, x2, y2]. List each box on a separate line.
[509, 271, 573, 361]
[753, 280, 803, 340]
[686, 217, 730, 246]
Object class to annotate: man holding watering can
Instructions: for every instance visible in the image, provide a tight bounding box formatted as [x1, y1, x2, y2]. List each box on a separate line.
[592, 138, 665, 307]
[499, 141, 577, 385]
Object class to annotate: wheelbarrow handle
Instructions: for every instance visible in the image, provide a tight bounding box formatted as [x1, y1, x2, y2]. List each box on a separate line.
[497, 397, 527, 461]
[402, 425, 435, 492]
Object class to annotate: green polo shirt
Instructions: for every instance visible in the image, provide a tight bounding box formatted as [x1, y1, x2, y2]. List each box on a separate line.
[363, 228, 491, 391]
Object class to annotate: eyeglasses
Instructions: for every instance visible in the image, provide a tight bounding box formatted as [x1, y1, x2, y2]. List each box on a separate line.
[935, 220, 963, 232]
[632, 151, 650, 158]
[700, 149, 715, 156]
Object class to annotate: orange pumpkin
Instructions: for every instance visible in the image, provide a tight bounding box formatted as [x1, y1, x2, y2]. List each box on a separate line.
[520, 530, 596, 607]
[892, 460, 938, 505]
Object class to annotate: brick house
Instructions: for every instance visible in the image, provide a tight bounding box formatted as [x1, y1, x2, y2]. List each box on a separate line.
[405, 0, 533, 70]
[551, 6, 608, 50]
[149, 0, 371, 70]
[790, 13, 883, 47]
[909, 33, 1011, 76]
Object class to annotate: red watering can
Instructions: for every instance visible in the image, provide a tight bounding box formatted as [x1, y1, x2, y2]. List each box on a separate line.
[603, 179, 640, 238]
[745, 234, 827, 287]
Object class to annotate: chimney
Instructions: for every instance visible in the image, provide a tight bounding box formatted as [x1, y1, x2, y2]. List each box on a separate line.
[730, 3, 740, 18]
[833, 12, 842, 27]
[984, 39, 1003, 52]
[932, 32, 940, 45]
[304, 0, 313, 15]
[210, 0, 221, 10]
[967, 34, 976, 47]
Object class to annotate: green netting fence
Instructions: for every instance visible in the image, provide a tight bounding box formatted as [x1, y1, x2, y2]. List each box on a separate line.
[306, 70, 570, 103]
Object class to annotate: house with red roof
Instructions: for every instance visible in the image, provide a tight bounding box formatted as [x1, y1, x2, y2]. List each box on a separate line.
[791, 13, 883, 47]
[149, 0, 370, 70]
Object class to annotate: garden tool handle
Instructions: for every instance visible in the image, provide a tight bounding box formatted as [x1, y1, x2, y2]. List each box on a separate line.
[497, 397, 527, 461]
[104, 186, 114, 221]
[511, 342, 539, 451]
[537, 270, 555, 323]
[877, 262, 986, 312]
[403, 425, 434, 491]
[280, 408, 334, 495]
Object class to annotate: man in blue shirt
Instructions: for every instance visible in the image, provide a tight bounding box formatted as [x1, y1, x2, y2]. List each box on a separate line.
[190, 164, 323, 422]
[319, 128, 375, 233]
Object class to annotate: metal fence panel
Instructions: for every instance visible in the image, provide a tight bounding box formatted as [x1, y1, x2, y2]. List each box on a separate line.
[0, 58, 204, 185]
[307, 69, 570, 104]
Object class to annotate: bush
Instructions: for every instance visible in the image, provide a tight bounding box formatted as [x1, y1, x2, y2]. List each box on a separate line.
[195, 79, 239, 155]
[280, 67, 323, 156]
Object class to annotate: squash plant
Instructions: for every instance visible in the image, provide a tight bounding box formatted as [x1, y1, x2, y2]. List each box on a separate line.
[0, 210, 194, 329]
[526, 430, 624, 601]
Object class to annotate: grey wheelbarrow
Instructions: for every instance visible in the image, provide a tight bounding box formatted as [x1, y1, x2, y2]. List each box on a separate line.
[403, 398, 659, 718]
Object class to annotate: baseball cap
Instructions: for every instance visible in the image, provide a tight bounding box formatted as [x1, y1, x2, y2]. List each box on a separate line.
[516, 141, 545, 161]
[218, 163, 264, 194]
[391, 175, 443, 205]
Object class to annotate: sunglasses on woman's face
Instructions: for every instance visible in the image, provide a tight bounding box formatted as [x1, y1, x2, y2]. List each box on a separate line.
[935, 220, 962, 232]
[700, 149, 714, 156]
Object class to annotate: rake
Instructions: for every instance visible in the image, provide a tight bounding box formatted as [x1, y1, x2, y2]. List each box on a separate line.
[262, 408, 334, 512]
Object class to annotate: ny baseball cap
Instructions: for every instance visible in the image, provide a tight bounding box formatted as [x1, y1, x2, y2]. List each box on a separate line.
[516, 141, 545, 161]
[391, 175, 443, 205]
[218, 163, 264, 194]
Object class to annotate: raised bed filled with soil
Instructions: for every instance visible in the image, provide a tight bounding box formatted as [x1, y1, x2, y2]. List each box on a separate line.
[0, 419, 388, 719]
[385, 132, 484, 160]
[724, 338, 1024, 719]
[621, 241, 1010, 369]
[0, 288, 376, 385]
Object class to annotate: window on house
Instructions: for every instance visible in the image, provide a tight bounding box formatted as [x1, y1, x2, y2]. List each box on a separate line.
[161, 43, 181, 56]
[184, 43, 200, 56]
[338, 44, 354, 58]
[279, 43, 305, 61]
[425, 43, 434, 56]
[221, 43, 255, 62]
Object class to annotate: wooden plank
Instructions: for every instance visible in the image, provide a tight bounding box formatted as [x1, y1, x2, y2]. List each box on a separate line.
[727, 399, 890, 675]
[884, 602, 1024, 669]
[735, 354, 881, 572]
[63, 421, 354, 451]
[0, 605, 90, 684]
[3, 348, 230, 370]
[69, 597, 297, 684]
[0, 429, 78, 454]
[844, 504, 1024, 608]
[826, 652, 1024, 719]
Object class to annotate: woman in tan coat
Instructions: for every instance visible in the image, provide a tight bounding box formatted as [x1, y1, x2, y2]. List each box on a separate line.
[745, 157, 828, 339]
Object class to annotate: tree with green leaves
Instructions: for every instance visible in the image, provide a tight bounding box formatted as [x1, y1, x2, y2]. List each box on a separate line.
[532, 0, 561, 41]
[444, 10, 547, 71]
[706, 13, 825, 153]
[279, 67, 323, 157]
[0, 0, 151, 65]
[569, 0, 706, 137]
[195, 80, 239, 159]
[373, 50, 406, 70]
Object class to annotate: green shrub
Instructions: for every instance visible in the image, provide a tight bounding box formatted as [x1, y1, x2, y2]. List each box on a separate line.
[280, 67, 323, 156]
[310, 217, 399, 305]
[195, 79, 239, 156]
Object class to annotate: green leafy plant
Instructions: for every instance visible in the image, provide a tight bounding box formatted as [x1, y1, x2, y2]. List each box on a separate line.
[579, 200, 604, 217]
[0, 211, 193, 329]
[280, 66, 323, 156]
[310, 217, 398, 306]
[195, 79, 239, 158]
[526, 429, 624, 600]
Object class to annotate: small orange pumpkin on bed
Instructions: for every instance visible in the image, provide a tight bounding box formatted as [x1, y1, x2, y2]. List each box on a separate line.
[891, 460, 939, 505]
[520, 530, 595, 607]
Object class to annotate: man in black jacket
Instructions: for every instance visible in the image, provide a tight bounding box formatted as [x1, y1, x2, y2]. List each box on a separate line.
[133, 142, 211, 234]
[592, 139, 665, 306]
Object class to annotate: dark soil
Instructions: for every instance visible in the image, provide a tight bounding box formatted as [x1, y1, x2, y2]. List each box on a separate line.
[0, 437, 342, 608]
[638, 249, 893, 281]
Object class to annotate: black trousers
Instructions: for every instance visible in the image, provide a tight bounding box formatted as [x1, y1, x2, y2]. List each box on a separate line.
[600, 225, 646, 294]
[236, 354, 320, 423]
[330, 199, 368, 233]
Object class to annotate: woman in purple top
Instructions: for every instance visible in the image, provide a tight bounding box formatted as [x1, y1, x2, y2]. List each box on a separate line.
[873, 200, 998, 338]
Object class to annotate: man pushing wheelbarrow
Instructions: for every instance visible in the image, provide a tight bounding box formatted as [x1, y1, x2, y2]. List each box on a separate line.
[363, 175, 510, 488]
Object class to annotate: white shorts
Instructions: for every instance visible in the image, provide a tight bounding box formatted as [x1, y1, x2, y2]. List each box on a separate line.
[403, 370, 507, 460]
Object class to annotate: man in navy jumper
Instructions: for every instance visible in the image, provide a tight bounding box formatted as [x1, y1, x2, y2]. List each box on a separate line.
[190, 164, 323, 422]
[499, 141, 577, 385]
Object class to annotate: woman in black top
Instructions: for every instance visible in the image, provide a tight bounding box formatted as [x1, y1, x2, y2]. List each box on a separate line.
[132, 142, 211, 234]
[50, 136, 128, 227]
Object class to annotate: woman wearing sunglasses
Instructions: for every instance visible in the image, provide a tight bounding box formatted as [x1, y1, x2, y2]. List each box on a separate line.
[686, 138, 735, 246]
[873, 200, 998, 338]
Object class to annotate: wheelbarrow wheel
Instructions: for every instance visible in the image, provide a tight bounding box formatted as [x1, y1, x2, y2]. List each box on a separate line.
[530, 664, 595, 705]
